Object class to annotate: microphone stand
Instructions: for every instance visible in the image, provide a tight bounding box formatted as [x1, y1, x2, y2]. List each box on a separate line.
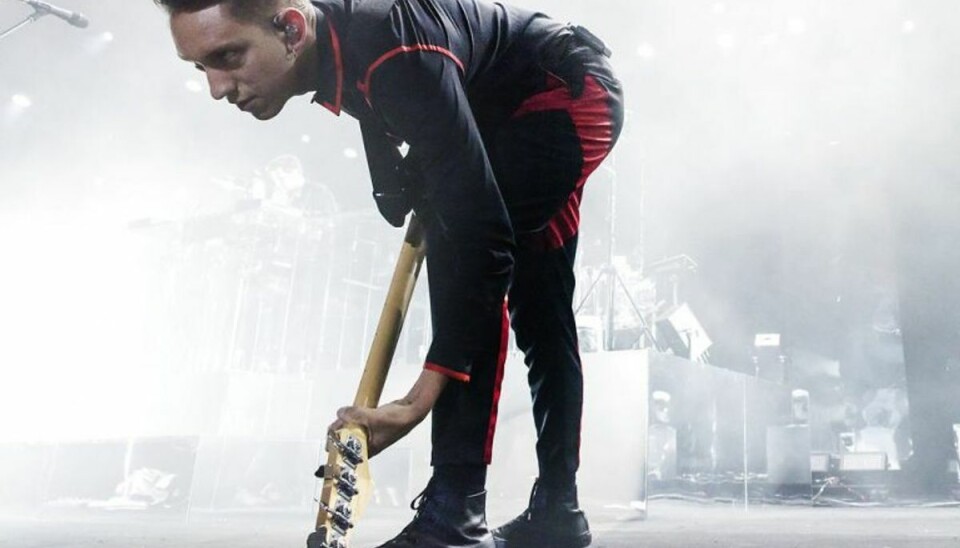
[0, 0, 88, 40]
[0, 9, 47, 42]
[573, 157, 661, 352]
[1, 0, 85, 42]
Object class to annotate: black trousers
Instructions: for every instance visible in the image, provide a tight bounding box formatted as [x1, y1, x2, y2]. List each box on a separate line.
[430, 71, 624, 490]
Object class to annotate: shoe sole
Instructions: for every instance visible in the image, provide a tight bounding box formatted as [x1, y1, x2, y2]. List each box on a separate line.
[493, 531, 591, 548]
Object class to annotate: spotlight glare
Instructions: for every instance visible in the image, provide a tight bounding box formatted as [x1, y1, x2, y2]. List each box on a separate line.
[11, 94, 32, 108]
[636, 43, 656, 59]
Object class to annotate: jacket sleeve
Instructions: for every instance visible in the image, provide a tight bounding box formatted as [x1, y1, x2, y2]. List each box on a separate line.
[359, 117, 413, 227]
[365, 51, 515, 382]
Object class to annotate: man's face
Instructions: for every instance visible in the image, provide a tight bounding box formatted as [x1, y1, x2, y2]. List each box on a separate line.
[170, 4, 296, 120]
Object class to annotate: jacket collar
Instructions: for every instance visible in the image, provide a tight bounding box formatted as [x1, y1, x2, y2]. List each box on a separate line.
[310, 0, 346, 115]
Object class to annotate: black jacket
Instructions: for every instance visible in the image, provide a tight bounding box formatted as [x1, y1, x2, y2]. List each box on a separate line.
[310, 0, 613, 380]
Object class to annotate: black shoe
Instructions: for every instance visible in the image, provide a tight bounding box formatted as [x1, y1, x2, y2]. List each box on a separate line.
[376, 479, 494, 548]
[492, 480, 591, 548]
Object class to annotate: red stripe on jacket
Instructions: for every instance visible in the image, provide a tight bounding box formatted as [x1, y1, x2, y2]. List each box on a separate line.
[357, 45, 465, 107]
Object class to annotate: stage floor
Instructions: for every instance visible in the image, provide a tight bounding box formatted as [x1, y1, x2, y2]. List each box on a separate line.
[2, 499, 960, 547]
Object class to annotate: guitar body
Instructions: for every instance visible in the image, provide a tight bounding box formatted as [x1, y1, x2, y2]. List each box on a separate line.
[307, 217, 426, 548]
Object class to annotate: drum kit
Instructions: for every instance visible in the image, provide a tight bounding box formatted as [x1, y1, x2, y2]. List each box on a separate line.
[128, 170, 430, 377]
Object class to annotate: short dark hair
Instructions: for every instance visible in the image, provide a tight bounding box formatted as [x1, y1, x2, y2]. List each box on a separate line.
[153, 0, 310, 23]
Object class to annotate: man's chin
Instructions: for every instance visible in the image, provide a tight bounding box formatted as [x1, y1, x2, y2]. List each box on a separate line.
[248, 99, 289, 121]
[250, 107, 281, 121]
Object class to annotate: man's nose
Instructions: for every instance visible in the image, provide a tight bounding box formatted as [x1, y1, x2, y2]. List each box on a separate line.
[206, 70, 236, 101]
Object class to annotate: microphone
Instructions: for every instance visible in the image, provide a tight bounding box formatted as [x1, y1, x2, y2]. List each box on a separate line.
[21, 0, 89, 29]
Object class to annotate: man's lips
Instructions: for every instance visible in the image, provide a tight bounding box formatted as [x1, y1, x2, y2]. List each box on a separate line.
[236, 97, 255, 111]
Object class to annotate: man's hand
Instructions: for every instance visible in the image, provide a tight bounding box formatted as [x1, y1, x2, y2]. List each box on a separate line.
[329, 400, 424, 458]
[328, 368, 450, 458]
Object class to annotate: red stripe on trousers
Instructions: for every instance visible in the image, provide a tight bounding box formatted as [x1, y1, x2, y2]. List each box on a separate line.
[483, 301, 510, 464]
[511, 74, 616, 250]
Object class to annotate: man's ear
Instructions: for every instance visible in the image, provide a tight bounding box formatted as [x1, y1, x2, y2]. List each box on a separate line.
[273, 8, 309, 53]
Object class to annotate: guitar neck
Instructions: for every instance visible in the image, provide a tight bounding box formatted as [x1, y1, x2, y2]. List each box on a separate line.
[352, 217, 427, 409]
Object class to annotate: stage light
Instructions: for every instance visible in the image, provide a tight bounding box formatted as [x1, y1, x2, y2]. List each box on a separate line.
[343, 147, 359, 159]
[301, 134, 312, 144]
[184, 80, 204, 93]
[83, 31, 116, 55]
[11, 94, 32, 108]
[636, 43, 655, 59]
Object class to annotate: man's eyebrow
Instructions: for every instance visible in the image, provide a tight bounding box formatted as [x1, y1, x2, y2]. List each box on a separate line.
[200, 41, 245, 61]
[178, 40, 246, 64]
